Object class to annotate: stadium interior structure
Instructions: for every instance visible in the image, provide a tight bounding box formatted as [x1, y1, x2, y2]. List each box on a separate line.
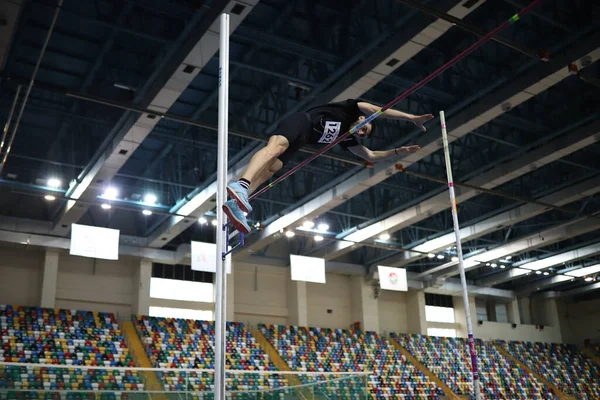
[1, 0, 600, 398]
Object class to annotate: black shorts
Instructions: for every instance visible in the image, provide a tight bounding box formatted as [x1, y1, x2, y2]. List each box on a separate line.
[274, 112, 313, 166]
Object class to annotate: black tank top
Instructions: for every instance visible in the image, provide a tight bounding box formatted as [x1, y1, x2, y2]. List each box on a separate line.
[305, 99, 361, 149]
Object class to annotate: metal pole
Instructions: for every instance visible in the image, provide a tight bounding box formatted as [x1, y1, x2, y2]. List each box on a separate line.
[248, 0, 543, 202]
[439, 110, 481, 400]
[214, 12, 230, 400]
[0, 86, 22, 157]
[0, 0, 63, 177]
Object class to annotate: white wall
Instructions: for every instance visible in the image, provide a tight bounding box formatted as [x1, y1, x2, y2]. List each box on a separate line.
[4, 240, 597, 346]
[0, 244, 44, 306]
[474, 321, 562, 343]
[450, 296, 562, 343]
[55, 253, 138, 317]
[234, 262, 288, 327]
[378, 290, 409, 334]
[558, 297, 600, 345]
[307, 273, 352, 329]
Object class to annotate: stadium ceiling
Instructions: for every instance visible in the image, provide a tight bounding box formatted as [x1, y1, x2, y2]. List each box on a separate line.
[1, 0, 600, 299]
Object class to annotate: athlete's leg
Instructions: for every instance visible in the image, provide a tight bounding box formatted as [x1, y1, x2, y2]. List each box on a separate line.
[249, 158, 284, 192]
[242, 135, 289, 183]
[223, 158, 284, 234]
[224, 113, 307, 233]
[226, 135, 288, 214]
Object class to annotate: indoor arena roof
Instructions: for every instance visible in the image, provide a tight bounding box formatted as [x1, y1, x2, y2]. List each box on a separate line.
[1, 0, 600, 300]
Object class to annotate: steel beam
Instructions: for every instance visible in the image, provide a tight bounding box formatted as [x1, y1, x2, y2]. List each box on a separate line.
[426, 279, 515, 300]
[146, 153, 253, 247]
[313, 119, 600, 260]
[232, 26, 341, 65]
[50, 0, 258, 236]
[547, 282, 600, 298]
[44, 2, 135, 162]
[432, 215, 600, 279]
[376, 174, 600, 268]
[477, 242, 600, 286]
[316, 0, 487, 104]
[235, 32, 600, 259]
[0, 0, 23, 70]
[517, 275, 574, 294]
[0, 219, 518, 300]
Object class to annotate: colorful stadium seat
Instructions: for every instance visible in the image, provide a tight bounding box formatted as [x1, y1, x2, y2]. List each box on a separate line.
[392, 333, 552, 399]
[500, 339, 600, 399]
[0, 304, 143, 398]
[260, 324, 443, 399]
[135, 316, 287, 394]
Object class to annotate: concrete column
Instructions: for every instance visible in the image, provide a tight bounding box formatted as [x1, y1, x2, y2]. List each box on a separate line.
[287, 279, 308, 326]
[350, 276, 379, 332]
[507, 299, 520, 324]
[453, 296, 476, 338]
[540, 299, 561, 327]
[519, 296, 532, 324]
[133, 259, 152, 315]
[40, 250, 59, 308]
[406, 290, 427, 335]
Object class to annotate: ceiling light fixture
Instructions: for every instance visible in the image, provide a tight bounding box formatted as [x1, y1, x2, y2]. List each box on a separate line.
[317, 223, 329, 232]
[47, 178, 61, 188]
[314, 235, 324, 242]
[142, 210, 152, 216]
[302, 221, 314, 229]
[101, 204, 111, 210]
[143, 194, 157, 205]
[379, 233, 391, 241]
[103, 187, 118, 200]
[44, 195, 56, 201]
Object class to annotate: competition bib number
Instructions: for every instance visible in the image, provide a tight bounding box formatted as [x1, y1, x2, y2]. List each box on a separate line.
[318, 121, 341, 144]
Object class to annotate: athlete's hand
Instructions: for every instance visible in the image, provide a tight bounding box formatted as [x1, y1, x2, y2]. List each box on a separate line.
[412, 114, 434, 132]
[399, 145, 420, 153]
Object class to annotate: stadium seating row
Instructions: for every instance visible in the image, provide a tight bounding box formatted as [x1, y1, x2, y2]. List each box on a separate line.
[500, 339, 600, 399]
[260, 324, 443, 399]
[3, 304, 600, 400]
[135, 316, 288, 393]
[393, 333, 553, 399]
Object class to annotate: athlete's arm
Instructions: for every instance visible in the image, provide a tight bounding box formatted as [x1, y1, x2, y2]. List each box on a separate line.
[357, 101, 434, 132]
[347, 144, 420, 163]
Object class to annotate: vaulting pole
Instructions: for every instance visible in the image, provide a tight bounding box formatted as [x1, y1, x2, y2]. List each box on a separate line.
[440, 110, 481, 400]
[214, 12, 230, 400]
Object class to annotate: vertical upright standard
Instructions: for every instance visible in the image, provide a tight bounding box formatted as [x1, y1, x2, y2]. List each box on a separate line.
[439, 111, 482, 400]
[214, 12, 230, 400]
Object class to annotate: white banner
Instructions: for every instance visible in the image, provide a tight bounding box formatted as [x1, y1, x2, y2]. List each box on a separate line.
[290, 254, 326, 283]
[191, 241, 231, 274]
[378, 266, 408, 291]
[69, 224, 119, 260]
